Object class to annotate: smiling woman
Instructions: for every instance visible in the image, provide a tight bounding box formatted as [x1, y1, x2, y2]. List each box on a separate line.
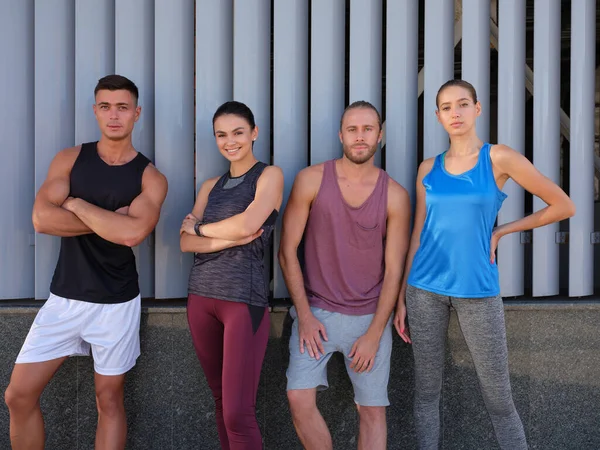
[179, 101, 283, 450]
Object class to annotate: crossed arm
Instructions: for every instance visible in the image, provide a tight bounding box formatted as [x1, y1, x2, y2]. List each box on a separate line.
[32, 147, 94, 237]
[33, 147, 168, 247]
[180, 166, 284, 253]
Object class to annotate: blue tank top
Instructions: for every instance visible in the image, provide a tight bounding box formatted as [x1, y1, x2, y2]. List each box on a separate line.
[408, 143, 507, 298]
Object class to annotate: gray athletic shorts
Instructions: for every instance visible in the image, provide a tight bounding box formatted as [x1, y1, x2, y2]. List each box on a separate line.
[286, 306, 392, 407]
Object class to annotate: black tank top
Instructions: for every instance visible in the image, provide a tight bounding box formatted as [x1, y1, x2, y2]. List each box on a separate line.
[188, 162, 276, 307]
[50, 142, 150, 303]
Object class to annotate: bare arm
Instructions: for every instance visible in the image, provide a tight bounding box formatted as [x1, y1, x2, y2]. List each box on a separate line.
[178, 177, 263, 253]
[278, 166, 328, 359]
[198, 166, 284, 241]
[64, 165, 168, 247]
[350, 181, 411, 372]
[180, 231, 263, 253]
[32, 147, 93, 237]
[393, 158, 435, 341]
[489, 145, 576, 261]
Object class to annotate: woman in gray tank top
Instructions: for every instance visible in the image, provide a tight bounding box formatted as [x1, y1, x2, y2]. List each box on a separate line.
[179, 101, 283, 449]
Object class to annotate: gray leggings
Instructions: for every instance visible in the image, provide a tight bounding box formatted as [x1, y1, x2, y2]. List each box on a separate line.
[406, 285, 527, 450]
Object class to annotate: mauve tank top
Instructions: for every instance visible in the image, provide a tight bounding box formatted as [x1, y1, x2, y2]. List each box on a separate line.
[303, 159, 389, 315]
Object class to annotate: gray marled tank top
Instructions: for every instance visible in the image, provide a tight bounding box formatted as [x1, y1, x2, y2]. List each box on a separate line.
[187, 162, 274, 307]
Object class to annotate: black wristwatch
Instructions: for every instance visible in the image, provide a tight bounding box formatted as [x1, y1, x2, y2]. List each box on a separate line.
[194, 221, 205, 237]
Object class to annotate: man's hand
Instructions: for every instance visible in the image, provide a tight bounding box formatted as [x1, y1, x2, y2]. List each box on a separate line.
[348, 331, 381, 373]
[180, 213, 198, 235]
[61, 196, 79, 213]
[298, 312, 328, 360]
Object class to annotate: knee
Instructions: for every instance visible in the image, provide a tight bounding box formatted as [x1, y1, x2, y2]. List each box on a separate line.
[4, 384, 38, 413]
[357, 405, 386, 426]
[222, 407, 254, 435]
[96, 388, 124, 418]
[485, 394, 517, 419]
[287, 389, 317, 419]
[414, 376, 443, 404]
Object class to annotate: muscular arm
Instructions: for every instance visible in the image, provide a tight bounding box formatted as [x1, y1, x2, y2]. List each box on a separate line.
[367, 182, 411, 337]
[278, 166, 328, 358]
[65, 165, 168, 247]
[399, 158, 434, 299]
[32, 147, 93, 237]
[350, 181, 411, 372]
[198, 166, 284, 241]
[393, 159, 434, 342]
[491, 144, 575, 240]
[278, 167, 320, 317]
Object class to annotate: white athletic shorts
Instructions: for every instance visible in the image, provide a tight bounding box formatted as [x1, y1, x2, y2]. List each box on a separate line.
[16, 292, 141, 376]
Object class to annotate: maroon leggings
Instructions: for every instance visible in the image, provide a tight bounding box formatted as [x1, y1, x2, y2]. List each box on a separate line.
[187, 294, 269, 450]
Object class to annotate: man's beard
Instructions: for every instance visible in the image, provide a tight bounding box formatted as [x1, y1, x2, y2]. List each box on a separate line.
[342, 143, 377, 164]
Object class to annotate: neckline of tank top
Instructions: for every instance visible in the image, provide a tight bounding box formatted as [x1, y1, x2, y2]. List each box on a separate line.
[226, 161, 262, 180]
[440, 143, 488, 178]
[91, 142, 142, 168]
[331, 159, 384, 211]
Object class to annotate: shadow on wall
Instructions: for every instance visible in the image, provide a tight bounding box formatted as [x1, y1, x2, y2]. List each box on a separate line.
[1, 308, 599, 449]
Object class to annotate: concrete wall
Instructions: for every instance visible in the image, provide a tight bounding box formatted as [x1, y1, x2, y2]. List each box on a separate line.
[1, 303, 599, 449]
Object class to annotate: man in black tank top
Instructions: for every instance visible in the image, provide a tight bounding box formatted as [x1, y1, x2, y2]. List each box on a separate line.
[4, 75, 168, 450]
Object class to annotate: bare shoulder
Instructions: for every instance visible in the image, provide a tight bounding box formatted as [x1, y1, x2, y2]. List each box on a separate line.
[418, 157, 436, 176]
[296, 163, 324, 185]
[489, 144, 529, 175]
[388, 177, 409, 199]
[143, 163, 167, 185]
[289, 163, 325, 202]
[490, 144, 519, 164]
[44, 145, 82, 179]
[258, 165, 284, 183]
[141, 164, 168, 202]
[201, 175, 221, 192]
[54, 145, 82, 166]
[387, 177, 410, 211]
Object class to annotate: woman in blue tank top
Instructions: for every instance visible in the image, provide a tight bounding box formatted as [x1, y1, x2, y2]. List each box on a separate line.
[394, 80, 575, 449]
[179, 101, 283, 449]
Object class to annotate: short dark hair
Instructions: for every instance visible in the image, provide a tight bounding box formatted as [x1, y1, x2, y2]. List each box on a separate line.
[436, 79, 478, 108]
[212, 101, 256, 132]
[94, 75, 139, 104]
[340, 101, 382, 131]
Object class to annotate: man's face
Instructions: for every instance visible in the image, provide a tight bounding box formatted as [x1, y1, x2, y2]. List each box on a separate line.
[93, 89, 140, 141]
[339, 108, 382, 164]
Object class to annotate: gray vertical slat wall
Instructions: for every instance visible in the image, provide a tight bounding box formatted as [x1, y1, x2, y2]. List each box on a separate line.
[1, 1, 597, 301]
[272, 0, 309, 298]
[569, 0, 596, 297]
[233, 0, 271, 165]
[34, 0, 75, 300]
[195, 0, 232, 189]
[116, 0, 156, 299]
[0, 0, 34, 300]
[423, 0, 455, 159]
[461, 0, 490, 141]
[349, 0, 383, 167]
[497, 0, 526, 298]
[309, 0, 345, 165]
[74, 1, 115, 145]
[532, 0, 561, 297]
[154, 0, 195, 299]
[385, 0, 419, 202]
